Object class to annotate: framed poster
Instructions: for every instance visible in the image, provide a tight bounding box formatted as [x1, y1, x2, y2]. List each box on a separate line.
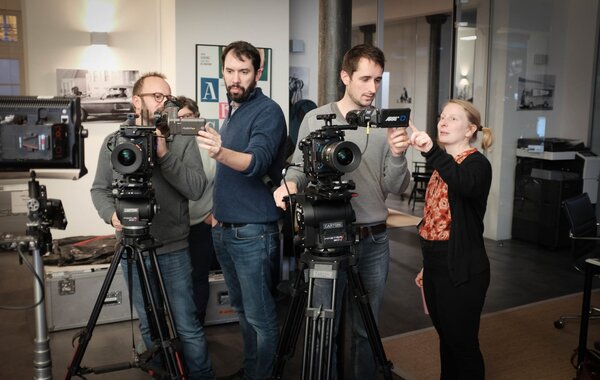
[56, 69, 139, 122]
[195, 44, 272, 130]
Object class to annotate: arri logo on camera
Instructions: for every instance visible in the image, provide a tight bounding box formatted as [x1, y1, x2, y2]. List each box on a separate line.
[346, 107, 411, 128]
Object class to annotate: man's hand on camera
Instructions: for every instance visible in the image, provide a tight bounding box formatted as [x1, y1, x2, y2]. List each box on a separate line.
[155, 128, 168, 158]
[273, 181, 298, 210]
[387, 127, 410, 157]
[111, 212, 123, 232]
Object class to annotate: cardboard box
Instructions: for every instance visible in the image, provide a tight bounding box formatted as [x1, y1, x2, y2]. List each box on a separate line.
[45, 263, 138, 331]
[205, 271, 238, 326]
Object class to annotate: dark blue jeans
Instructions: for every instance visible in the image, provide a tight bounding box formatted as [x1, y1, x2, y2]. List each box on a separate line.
[121, 248, 214, 380]
[212, 222, 280, 380]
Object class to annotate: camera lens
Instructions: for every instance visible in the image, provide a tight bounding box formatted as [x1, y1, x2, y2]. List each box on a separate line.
[118, 148, 136, 166]
[336, 147, 354, 166]
[322, 141, 361, 173]
[111, 142, 143, 174]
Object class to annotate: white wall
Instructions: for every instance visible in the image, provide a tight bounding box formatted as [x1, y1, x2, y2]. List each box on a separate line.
[175, 0, 290, 119]
[290, 0, 319, 103]
[22, 0, 173, 95]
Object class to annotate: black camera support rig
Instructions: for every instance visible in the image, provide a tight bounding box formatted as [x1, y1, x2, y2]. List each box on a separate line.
[66, 112, 187, 380]
[272, 113, 393, 379]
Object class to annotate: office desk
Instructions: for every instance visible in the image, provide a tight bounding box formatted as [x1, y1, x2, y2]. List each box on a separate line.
[578, 258, 600, 365]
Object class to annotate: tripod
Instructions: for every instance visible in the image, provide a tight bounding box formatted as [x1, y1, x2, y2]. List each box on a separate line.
[65, 229, 186, 379]
[273, 232, 393, 379]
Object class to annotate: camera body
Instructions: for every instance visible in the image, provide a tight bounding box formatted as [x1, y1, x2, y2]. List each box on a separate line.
[293, 113, 359, 252]
[299, 113, 361, 185]
[154, 113, 206, 136]
[154, 99, 206, 137]
[110, 116, 157, 233]
[111, 124, 156, 179]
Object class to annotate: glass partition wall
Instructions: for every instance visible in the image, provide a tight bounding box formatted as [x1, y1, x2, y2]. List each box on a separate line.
[351, 0, 599, 240]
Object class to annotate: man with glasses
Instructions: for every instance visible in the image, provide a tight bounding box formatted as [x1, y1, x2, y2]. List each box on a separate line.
[91, 72, 214, 379]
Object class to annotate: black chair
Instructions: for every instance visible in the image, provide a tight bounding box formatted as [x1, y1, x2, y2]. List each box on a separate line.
[554, 192, 600, 329]
[408, 162, 432, 211]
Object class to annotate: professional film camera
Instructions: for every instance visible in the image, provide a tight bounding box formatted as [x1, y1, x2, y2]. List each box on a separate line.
[109, 113, 158, 235]
[294, 113, 360, 251]
[0, 95, 88, 380]
[274, 108, 410, 379]
[293, 107, 410, 251]
[109, 100, 206, 235]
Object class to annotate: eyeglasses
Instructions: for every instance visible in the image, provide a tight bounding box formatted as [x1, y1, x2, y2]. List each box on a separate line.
[137, 92, 173, 103]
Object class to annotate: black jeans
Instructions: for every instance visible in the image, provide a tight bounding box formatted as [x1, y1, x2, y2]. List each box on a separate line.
[188, 222, 218, 325]
[421, 239, 489, 380]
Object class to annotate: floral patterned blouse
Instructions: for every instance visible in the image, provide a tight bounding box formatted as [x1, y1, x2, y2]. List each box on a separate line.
[418, 147, 478, 241]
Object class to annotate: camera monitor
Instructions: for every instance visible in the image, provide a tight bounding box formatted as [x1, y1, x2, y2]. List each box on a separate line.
[0, 96, 87, 177]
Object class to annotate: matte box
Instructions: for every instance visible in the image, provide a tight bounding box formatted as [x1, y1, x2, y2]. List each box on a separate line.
[205, 271, 238, 326]
[45, 263, 138, 332]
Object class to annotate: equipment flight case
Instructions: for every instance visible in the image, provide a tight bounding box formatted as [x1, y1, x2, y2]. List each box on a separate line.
[44, 263, 138, 332]
[205, 271, 238, 325]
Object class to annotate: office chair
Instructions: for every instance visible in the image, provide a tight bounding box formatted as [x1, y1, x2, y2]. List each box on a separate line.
[408, 162, 432, 211]
[554, 192, 600, 329]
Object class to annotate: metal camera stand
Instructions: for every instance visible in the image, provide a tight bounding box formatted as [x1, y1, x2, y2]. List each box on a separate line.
[272, 190, 393, 380]
[26, 171, 62, 380]
[1, 171, 70, 379]
[65, 214, 186, 379]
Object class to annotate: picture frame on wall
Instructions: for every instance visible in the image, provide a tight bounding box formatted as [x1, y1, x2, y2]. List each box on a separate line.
[195, 44, 272, 130]
[517, 75, 555, 111]
[56, 69, 139, 122]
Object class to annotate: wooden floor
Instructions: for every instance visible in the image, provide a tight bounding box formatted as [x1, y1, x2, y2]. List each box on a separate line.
[0, 195, 591, 379]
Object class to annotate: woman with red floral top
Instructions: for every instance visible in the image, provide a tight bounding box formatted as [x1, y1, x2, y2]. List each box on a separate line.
[410, 99, 494, 379]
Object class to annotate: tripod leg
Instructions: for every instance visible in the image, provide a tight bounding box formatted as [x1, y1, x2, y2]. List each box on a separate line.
[133, 246, 186, 379]
[272, 262, 308, 379]
[347, 265, 393, 380]
[303, 260, 339, 380]
[65, 244, 125, 379]
[32, 246, 52, 380]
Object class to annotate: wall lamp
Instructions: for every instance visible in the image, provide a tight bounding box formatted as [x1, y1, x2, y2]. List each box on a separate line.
[90, 32, 109, 46]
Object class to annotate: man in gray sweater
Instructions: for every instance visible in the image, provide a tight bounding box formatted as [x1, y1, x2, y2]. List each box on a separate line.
[90, 72, 214, 379]
[273, 44, 411, 379]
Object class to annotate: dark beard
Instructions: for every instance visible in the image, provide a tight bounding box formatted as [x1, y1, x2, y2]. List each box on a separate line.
[227, 80, 256, 103]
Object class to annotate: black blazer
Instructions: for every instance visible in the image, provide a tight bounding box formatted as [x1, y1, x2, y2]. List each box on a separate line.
[423, 144, 492, 286]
